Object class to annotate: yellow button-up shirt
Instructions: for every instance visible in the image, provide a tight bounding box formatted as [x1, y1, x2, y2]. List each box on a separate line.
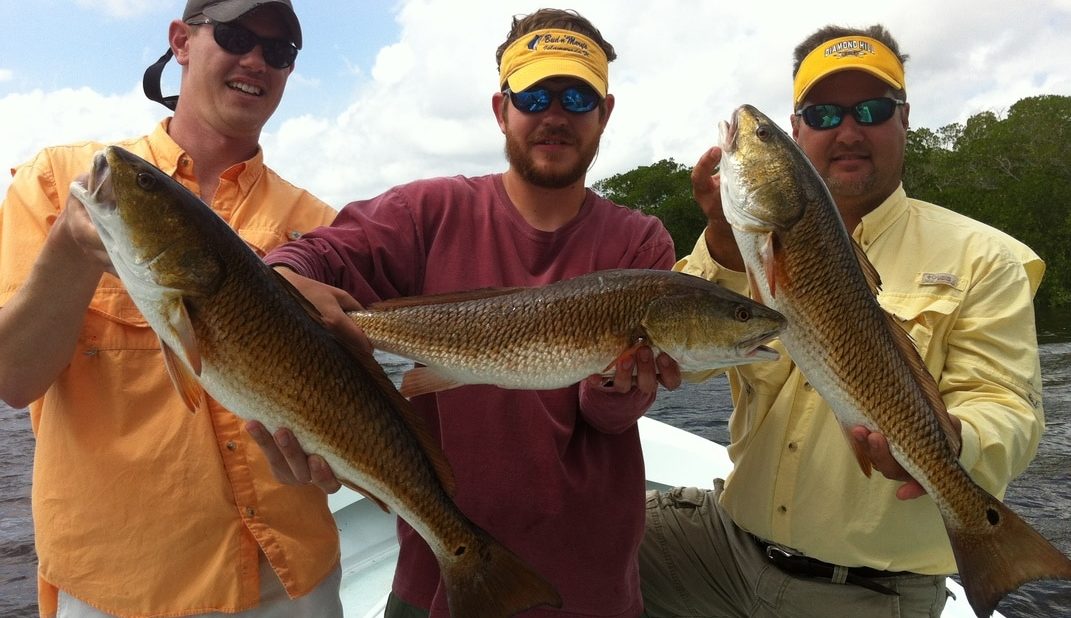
[0, 121, 339, 617]
[676, 185, 1045, 574]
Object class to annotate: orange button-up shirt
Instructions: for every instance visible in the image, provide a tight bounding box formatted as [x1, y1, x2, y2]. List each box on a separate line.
[0, 121, 340, 617]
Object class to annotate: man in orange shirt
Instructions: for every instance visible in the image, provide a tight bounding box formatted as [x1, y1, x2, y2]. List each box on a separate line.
[0, 2, 341, 616]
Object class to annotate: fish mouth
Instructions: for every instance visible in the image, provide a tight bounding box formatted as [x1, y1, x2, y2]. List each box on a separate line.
[739, 331, 781, 361]
[87, 151, 115, 207]
[719, 109, 739, 154]
[746, 344, 780, 361]
[69, 150, 115, 215]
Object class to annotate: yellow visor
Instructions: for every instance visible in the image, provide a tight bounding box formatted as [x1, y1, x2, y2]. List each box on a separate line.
[499, 28, 609, 97]
[793, 35, 904, 107]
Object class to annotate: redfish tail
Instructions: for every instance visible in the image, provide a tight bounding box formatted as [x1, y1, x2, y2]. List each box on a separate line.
[950, 499, 1071, 617]
[442, 530, 561, 618]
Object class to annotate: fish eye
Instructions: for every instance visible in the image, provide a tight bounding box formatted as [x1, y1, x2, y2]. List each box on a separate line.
[734, 306, 752, 322]
[136, 172, 157, 191]
[755, 125, 772, 141]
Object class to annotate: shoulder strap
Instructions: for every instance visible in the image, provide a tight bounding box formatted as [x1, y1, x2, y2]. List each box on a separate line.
[143, 48, 178, 111]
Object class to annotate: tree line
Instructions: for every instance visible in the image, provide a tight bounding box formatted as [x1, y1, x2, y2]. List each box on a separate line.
[594, 95, 1071, 309]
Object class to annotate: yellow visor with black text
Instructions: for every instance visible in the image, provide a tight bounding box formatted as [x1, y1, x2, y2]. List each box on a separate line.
[499, 28, 609, 97]
[793, 35, 904, 107]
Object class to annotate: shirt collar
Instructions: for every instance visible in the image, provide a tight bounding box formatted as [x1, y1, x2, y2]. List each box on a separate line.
[145, 118, 266, 195]
[853, 183, 908, 248]
[145, 119, 183, 177]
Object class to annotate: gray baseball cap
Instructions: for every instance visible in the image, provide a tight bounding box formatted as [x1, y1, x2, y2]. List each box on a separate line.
[183, 0, 302, 49]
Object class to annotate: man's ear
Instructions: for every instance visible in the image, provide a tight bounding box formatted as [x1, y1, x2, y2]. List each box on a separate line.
[492, 91, 509, 134]
[598, 93, 615, 128]
[170, 20, 193, 66]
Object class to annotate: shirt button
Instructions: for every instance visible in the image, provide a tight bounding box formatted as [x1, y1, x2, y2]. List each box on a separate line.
[788, 442, 798, 451]
[246, 507, 256, 518]
[803, 382, 814, 391]
[777, 505, 788, 514]
[226, 441, 237, 451]
[287, 230, 302, 240]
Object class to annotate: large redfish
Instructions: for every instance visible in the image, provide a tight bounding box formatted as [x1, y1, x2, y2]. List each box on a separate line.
[348, 269, 784, 398]
[71, 145, 560, 617]
[718, 104, 1071, 617]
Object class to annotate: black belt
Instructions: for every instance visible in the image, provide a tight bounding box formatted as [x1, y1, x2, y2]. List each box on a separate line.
[751, 535, 904, 596]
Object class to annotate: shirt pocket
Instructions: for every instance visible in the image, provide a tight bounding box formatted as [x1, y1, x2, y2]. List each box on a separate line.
[878, 291, 962, 361]
[84, 276, 159, 352]
[82, 226, 288, 352]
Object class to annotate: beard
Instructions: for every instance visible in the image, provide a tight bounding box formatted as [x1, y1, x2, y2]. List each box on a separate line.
[823, 172, 877, 198]
[504, 126, 600, 189]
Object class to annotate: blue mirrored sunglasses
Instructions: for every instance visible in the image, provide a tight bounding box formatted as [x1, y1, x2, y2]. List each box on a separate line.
[796, 97, 905, 130]
[187, 19, 298, 70]
[505, 84, 601, 114]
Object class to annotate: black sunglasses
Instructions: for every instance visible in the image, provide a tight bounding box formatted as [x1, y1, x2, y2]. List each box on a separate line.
[505, 84, 601, 114]
[188, 19, 298, 70]
[795, 97, 905, 130]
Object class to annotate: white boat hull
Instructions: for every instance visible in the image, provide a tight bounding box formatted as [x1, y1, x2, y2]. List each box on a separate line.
[330, 416, 990, 617]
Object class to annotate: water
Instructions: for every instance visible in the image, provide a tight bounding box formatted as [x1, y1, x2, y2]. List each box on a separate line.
[2, 316, 1069, 617]
[0, 402, 35, 617]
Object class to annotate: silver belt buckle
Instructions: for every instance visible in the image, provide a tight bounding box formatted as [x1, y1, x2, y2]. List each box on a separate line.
[766, 544, 795, 561]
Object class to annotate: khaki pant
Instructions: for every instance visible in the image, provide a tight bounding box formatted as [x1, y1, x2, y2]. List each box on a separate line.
[640, 481, 949, 618]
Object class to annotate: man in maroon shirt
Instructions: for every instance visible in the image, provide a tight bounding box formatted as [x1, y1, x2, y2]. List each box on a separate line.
[256, 9, 681, 617]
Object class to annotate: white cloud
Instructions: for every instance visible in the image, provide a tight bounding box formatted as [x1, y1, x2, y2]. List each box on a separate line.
[260, 0, 1071, 210]
[0, 85, 158, 191]
[5, 0, 1070, 209]
[0, 69, 12, 83]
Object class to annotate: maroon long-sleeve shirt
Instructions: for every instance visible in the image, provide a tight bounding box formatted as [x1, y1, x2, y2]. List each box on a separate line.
[267, 173, 674, 616]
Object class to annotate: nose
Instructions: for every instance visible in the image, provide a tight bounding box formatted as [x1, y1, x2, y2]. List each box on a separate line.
[834, 116, 866, 144]
[238, 45, 268, 71]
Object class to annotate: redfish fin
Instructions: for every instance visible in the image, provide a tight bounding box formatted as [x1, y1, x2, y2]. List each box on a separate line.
[399, 367, 463, 398]
[368, 286, 526, 310]
[839, 422, 873, 477]
[166, 299, 201, 375]
[160, 338, 204, 413]
[761, 232, 779, 298]
[442, 531, 561, 618]
[271, 267, 326, 326]
[851, 238, 883, 294]
[601, 338, 647, 374]
[882, 308, 962, 454]
[339, 479, 391, 513]
[950, 498, 1071, 617]
[851, 237, 961, 454]
[345, 346, 457, 495]
[743, 268, 765, 305]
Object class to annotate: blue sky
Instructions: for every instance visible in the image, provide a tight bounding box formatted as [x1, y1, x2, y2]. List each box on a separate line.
[2, 0, 1069, 207]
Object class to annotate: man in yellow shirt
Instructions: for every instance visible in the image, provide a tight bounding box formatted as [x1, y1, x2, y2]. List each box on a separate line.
[0, 2, 341, 616]
[640, 24, 1044, 617]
